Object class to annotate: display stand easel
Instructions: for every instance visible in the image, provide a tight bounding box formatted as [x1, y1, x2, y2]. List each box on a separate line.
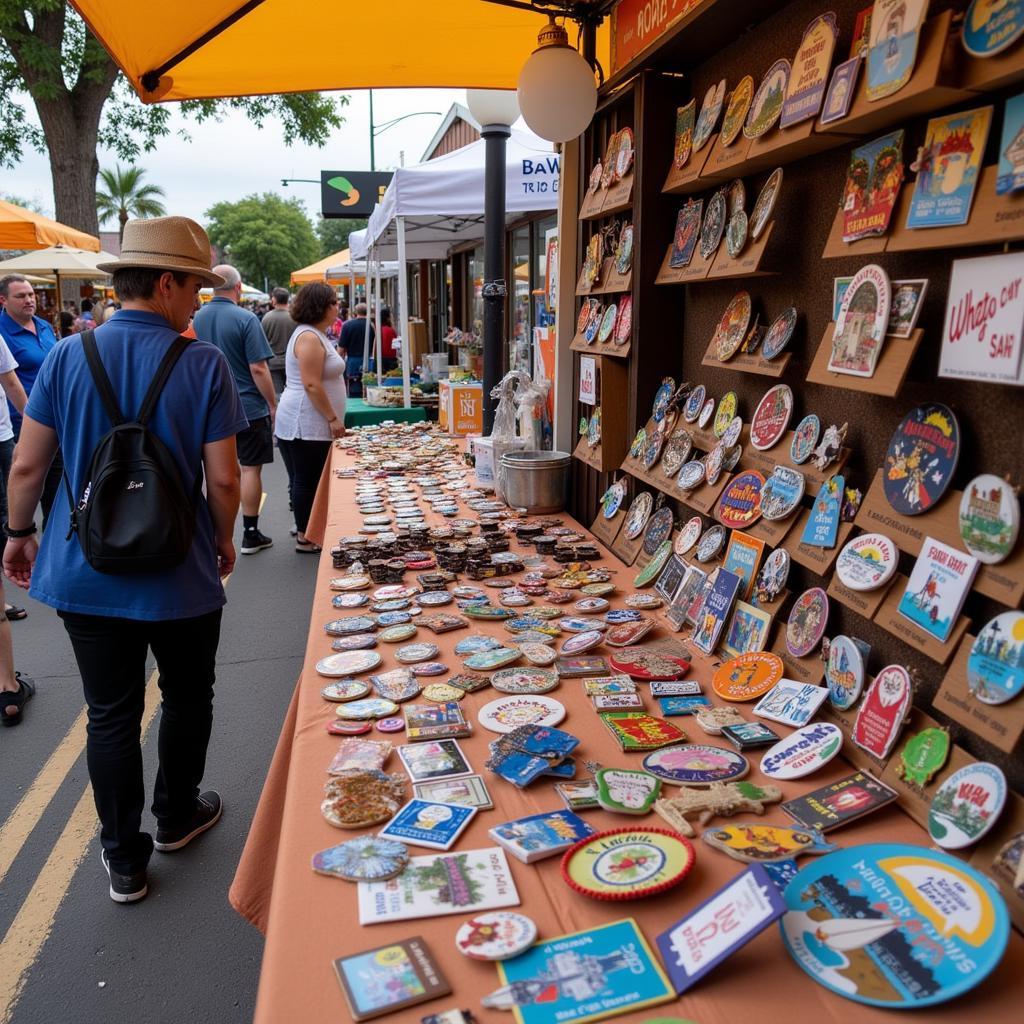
[807, 323, 925, 399]
[743, 115, 848, 175]
[788, 511, 854, 575]
[872, 572, 971, 665]
[701, 132, 751, 180]
[655, 243, 713, 284]
[706, 221, 777, 280]
[610, 517, 646, 566]
[570, 330, 632, 359]
[827, 569, 896, 620]
[590, 506, 626, 548]
[769, 626, 825, 685]
[662, 141, 715, 195]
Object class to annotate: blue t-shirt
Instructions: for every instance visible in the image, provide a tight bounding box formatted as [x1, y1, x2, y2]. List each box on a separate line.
[192, 298, 273, 422]
[0, 308, 58, 432]
[25, 310, 248, 621]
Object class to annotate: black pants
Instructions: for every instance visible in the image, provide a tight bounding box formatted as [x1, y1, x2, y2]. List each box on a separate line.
[276, 438, 331, 534]
[59, 609, 223, 874]
[0, 437, 13, 559]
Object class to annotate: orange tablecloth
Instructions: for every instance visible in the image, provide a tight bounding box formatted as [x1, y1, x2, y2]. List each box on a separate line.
[230, 445, 1021, 1024]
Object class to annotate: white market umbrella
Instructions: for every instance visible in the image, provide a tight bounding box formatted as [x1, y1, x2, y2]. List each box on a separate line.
[0, 244, 117, 304]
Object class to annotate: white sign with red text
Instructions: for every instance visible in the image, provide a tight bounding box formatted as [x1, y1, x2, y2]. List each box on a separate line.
[579, 356, 597, 406]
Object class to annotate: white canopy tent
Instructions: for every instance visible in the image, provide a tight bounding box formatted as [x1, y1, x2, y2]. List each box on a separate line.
[349, 129, 559, 407]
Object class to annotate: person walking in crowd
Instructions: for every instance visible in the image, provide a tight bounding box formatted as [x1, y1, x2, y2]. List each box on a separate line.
[339, 301, 374, 397]
[57, 310, 76, 338]
[193, 264, 277, 555]
[0, 332, 29, 623]
[78, 298, 95, 325]
[274, 282, 346, 553]
[3, 216, 245, 900]
[261, 287, 294, 397]
[379, 307, 399, 372]
[0, 275, 64, 529]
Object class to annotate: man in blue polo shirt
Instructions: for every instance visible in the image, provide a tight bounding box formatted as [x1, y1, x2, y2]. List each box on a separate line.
[193, 266, 277, 555]
[0, 275, 63, 526]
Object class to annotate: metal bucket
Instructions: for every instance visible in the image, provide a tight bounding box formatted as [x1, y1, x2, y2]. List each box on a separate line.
[499, 450, 571, 513]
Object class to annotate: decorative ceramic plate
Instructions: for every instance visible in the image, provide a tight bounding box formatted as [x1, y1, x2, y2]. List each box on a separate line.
[597, 303, 617, 344]
[604, 618, 655, 647]
[330, 575, 372, 591]
[587, 410, 601, 447]
[577, 298, 597, 334]
[464, 647, 522, 671]
[695, 524, 727, 562]
[518, 642, 559, 667]
[375, 611, 412, 627]
[312, 834, 410, 881]
[712, 651, 785, 701]
[624, 594, 664, 611]
[333, 698, 401, 720]
[786, 588, 829, 657]
[325, 616, 377, 636]
[673, 516, 703, 556]
[698, 397, 715, 429]
[615, 224, 634, 275]
[379, 624, 418, 643]
[700, 190, 727, 260]
[490, 667, 560, 694]
[634, 540, 673, 587]
[652, 377, 677, 423]
[608, 648, 689, 680]
[559, 616, 605, 633]
[825, 634, 866, 710]
[726, 209, 748, 257]
[629, 429, 647, 458]
[693, 78, 726, 152]
[677, 460, 706, 491]
[713, 294, 752, 362]
[332, 593, 369, 609]
[759, 466, 805, 520]
[418, 590, 453, 607]
[721, 415, 743, 449]
[455, 635, 502, 656]
[576, 597, 611, 614]
[642, 744, 749, 785]
[456, 912, 538, 961]
[560, 630, 605, 655]
[315, 650, 384, 677]
[464, 605, 517, 620]
[749, 384, 793, 450]
[835, 532, 898, 591]
[410, 661, 448, 677]
[790, 413, 820, 464]
[614, 295, 633, 345]
[750, 167, 783, 241]
[331, 634, 379, 652]
[478, 695, 566, 733]
[623, 492, 654, 540]
[561, 827, 696, 900]
[641, 430, 665, 471]
[883, 403, 960, 516]
[373, 585, 419, 601]
[762, 306, 798, 360]
[643, 507, 674, 555]
[683, 384, 705, 422]
[600, 479, 627, 519]
[661, 429, 694, 478]
[321, 770, 406, 829]
[580, 583, 616, 597]
[716, 471, 765, 528]
[721, 75, 754, 146]
[320, 679, 372, 702]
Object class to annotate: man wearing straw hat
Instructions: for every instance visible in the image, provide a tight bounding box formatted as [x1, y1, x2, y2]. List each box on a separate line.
[3, 216, 247, 904]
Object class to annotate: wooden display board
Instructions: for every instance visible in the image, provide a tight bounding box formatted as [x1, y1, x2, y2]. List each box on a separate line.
[743, 114, 846, 174]
[706, 221, 777, 280]
[806, 323, 925, 399]
[827, 569, 896, 621]
[700, 131, 751, 180]
[788, 510, 854, 576]
[576, 258, 633, 296]
[655, 243, 713, 284]
[873, 572, 971, 666]
[590, 505, 626, 548]
[769, 624, 825, 685]
[662, 141, 714, 195]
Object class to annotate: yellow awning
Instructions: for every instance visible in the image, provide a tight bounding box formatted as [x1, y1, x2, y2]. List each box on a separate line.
[0, 199, 100, 251]
[68, 1, 608, 102]
[291, 249, 364, 286]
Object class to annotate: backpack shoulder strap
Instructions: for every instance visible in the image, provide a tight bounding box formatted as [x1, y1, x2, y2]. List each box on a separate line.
[137, 335, 191, 426]
[80, 329, 126, 427]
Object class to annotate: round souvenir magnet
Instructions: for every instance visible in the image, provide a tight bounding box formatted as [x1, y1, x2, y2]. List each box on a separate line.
[615, 224, 634, 275]
[597, 303, 617, 344]
[560, 629, 605, 655]
[394, 642, 438, 664]
[726, 209, 748, 257]
[714, 294, 752, 363]
[491, 667, 559, 694]
[331, 634, 379, 652]
[378, 624, 418, 643]
[422, 683, 464, 703]
[704, 443, 726, 488]
[456, 912, 538, 961]
[332, 593, 369, 609]
[825, 635, 866, 710]
[410, 661, 448, 677]
[643, 507, 674, 555]
[315, 650, 384, 677]
[716, 470, 766, 528]
[695, 524, 727, 562]
[883, 403, 960, 516]
[629, 429, 647, 458]
[712, 390, 739, 437]
[700, 189, 727, 260]
[320, 679, 372, 702]
[560, 827, 696, 901]
[761, 306, 798, 361]
[712, 651, 785, 701]
[835, 532, 898, 592]
[601, 480, 627, 519]
[312, 835, 410, 882]
[721, 74, 754, 147]
[683, 384, 705, 423]
[968, 612, 1024, 705]
[634, 540, 673, 587]
[622, 492, 654, 540]
[750, 167, 783, 241]
[790, 413, 820, 464]
[324, 615, 376, 636]
[786, 588, 829, 657]
[675, 515, 703, 556]
[334, 698, 400, 720]
[455, 635, 502, 656]
[779, 843, 1010, 1009]
[614, 295, 633, 345]
[959, 473, 1020, 564]
[721, 415, 743, 449]
[677, 459, 706, 491]
[929, 763, 1007, 850]
[478, 695, 566, 733]
[745, 59, 790, 139]
[760, 722, 843, 781]
[642, 744, 749, 785]
[418, 590, 453, 607]
[327, 718, 372, 735]
[760, 466, 805, 521]
[963, 0, 1024, 56]
[375, 716, 405, 733]
[749, 384, 793, 450]
[698, 397, 715, 429]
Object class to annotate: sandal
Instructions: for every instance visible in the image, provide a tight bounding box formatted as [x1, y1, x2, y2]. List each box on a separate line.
[5, 604, 27, 621]
[1, 672, 35, 726]
[295, 540, 322, 554]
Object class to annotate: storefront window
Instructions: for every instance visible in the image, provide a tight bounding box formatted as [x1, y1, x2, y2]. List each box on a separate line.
[468, 247, 484, 336]
[510, 225, 531, 374]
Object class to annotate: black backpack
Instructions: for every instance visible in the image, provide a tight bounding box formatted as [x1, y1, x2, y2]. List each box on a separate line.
[65, 329, 202, 574]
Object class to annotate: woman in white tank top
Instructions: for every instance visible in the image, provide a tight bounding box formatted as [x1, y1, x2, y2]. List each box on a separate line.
[273, 282, 346, 552]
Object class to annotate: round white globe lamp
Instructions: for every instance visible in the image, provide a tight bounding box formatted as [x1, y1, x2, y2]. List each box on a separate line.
[466, 88, 521, 128]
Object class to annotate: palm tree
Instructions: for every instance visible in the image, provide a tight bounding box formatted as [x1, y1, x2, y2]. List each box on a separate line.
[96, 165, 167, 244]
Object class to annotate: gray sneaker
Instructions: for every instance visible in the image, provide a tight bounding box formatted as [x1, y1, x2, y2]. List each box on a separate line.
[100, 849, 147, 904]
[154, 791, 223, 852]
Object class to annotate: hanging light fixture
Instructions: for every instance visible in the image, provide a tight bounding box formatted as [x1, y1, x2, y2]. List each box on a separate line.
[517, 16, 597, 143]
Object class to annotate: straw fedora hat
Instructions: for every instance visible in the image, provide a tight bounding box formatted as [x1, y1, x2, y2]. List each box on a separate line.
[97, 216, 225, 287]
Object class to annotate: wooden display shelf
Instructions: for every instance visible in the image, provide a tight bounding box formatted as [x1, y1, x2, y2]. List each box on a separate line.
[701, 131, 752, 181]
[821, 203, 890, 258]
[873, 572, 970, 665]
[573, 435, 606, 472]
[769, 625, 825, 685]
[702, 328, 791, 376]
[662, 141, 715, 195]
[609, 514, 646, 566]
[569, 330, 632, 359]
[960, 38, 1024, 92]
[706, 221, 777, 280]
[687, 422, 720, 453]
[854, 471, 1024, 608]
[687, 472, 732, 516]
[788, 509, 854, 575]
[935, 635, 1024, 755]
[591, 504, 626, 548]
[575, 258, 633, 296]
[814, 11, 973, 138]
[742, 115, 848, 176]
[578, 187, 605, 221]
[737, 427, 850, 496]
[655, 242, 713, 284]
[827, 570, 896, 621]
[886, 165, 1024, 252]
[806, 323, 925, 399]
[745, 509, 800, 548]
[601, 172, 635, 217]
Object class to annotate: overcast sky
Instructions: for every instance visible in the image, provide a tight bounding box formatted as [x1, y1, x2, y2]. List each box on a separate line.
[5, 88, 469, 226]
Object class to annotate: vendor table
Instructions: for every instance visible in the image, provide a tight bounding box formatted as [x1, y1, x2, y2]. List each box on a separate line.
[345, 397, 427, 427]
[230, 444, 1022, 1024]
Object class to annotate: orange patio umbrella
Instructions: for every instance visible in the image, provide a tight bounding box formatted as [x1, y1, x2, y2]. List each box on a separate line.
[0, 199, 100, 252]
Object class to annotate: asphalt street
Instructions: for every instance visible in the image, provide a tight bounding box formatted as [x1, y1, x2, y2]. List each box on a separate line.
[0, 456, 312, 1024]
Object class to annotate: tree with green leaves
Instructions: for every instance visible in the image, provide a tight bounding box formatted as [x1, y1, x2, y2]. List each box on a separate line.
[96, 164, 166, 243]
[206, 193, 319, 291]
[317, 216, 368, 258]
[0, 2, 345, 235]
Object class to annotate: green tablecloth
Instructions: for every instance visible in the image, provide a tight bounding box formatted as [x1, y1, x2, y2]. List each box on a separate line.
[344, 397, 427, 427]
